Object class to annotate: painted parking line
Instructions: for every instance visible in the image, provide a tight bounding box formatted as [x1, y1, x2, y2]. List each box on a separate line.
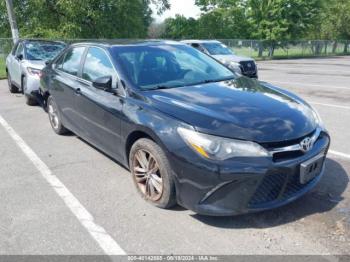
[310, 102, 350, 110]
[329, 150, 350, 160]
[0, 114, 126, 256]
[264, 80, 350, 90]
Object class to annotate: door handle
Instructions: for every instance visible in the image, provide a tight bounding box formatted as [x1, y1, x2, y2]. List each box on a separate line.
[75, 88, 82, 95]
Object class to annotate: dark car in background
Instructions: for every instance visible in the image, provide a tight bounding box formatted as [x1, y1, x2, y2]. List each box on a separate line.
[6, 39, 66, 105]
[182, 40, 258, 78]
[40, 40, 329, 216]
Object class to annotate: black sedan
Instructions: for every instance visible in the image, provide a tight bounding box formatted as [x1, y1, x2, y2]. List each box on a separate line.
[40, 41, 330, 216]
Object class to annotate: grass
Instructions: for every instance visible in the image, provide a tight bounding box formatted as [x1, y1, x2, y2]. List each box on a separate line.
[232, 46, 350, 60]
[0, 57, 6, 79]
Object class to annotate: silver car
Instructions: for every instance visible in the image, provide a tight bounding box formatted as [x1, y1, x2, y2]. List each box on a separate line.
[182, 40, 258, 78]
[6, 40, 66, 105]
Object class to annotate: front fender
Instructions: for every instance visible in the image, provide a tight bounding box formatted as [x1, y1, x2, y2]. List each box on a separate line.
[121, 98, 192, 164]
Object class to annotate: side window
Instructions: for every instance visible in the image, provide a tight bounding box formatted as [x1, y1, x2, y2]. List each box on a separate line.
[11, 42, 19, 55]
[82, 47, 115, 82]
[15, 43, 24, 57]
[55, 53, 66, 70]
[61, 47, 85, 76]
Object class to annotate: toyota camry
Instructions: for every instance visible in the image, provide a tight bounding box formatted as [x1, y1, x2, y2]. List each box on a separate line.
[40, 41, 330, 216]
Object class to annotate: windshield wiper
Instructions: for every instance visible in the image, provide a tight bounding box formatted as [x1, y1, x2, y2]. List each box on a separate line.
[204, 76, 235, 84]
[144, 76, 235, 90]
[185, 76, 235, 87]
[144, 85, 174, 91]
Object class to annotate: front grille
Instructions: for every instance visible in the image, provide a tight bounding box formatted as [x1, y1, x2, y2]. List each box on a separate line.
[248, 171, 318, 208]
[248, 173, 286, 205]
[262, 130, 324, 163]
[261, 130, 316, 150]
[239, 61, 256, 74]
[248, 132, 329, 209]
[272, 151, 304, 162]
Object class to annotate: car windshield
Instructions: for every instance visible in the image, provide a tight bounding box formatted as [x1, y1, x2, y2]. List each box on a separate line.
[25, 41, 66, 61]
[202, 43, 234, 55]
[111, 44, 235, 90]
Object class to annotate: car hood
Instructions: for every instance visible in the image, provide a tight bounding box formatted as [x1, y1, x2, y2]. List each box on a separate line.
[212, 54, 254, 64]
[22, 60, 46, 70]
[144, 77, 317, 143]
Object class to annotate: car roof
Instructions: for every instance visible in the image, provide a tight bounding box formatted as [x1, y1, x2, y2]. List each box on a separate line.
[19, 39, 66, 45]
[181, 40, 222, 44]
[70, 39, 185, 48]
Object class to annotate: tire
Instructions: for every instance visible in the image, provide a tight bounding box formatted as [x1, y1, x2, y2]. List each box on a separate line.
[23, 76, 38, 106]
[7, 71, 19, 93]
[25, 95, 37, 106]
[129, 138, 177, 209]
[47, 96, 68, 135]
[21, 76, 25, 94]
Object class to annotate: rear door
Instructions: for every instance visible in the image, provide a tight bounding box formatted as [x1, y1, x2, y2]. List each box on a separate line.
[50, 46, 86, 131]
[74, 46, 124, 160]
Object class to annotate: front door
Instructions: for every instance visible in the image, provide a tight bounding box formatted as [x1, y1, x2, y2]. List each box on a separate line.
[74, 47, 123, 160]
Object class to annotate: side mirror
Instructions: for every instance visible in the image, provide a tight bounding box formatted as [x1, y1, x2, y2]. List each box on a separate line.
[45, 60, 52, 66]
[16, 54, 23, 60]
[93, 76, 113, 92]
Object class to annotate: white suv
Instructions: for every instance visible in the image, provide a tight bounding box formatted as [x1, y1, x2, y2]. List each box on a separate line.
[182, 40, 258, 78]
[6, 40, 66, 105]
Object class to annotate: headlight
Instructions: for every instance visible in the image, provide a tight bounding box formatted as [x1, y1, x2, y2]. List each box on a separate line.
[27, 67, 42, 77]
[177, 127, 269, 160]
[228, 62, 242, 74]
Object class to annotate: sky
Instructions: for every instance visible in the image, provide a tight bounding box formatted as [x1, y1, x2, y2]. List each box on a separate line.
[153, 0, 201, 22]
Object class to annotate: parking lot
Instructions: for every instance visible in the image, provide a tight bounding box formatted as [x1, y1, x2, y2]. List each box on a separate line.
[0, 56, 349, 256]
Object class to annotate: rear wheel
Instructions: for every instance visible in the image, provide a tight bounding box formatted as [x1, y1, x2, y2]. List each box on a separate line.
[129, 138, 176, 209]
[47, 96, 68, 135]
[7, 71, 18, 93]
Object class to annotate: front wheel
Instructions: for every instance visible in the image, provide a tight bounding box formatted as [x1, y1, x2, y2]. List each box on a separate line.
[129, 138, 177, 209]
[24, 76, 37, 106]
[47, 96, 68, 135]
[25, 95, 38, 106]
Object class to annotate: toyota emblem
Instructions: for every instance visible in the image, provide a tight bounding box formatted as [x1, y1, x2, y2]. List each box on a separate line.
[247, 63, 252, 68]
[300, 137, 313, 152]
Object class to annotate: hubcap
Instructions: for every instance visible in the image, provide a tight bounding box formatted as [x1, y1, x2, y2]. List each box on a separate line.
[133, 149, 163, 201]
[48, 102, 59, 130]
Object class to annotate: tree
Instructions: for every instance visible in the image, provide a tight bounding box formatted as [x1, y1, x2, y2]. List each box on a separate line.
[247, 0, 323, 56]
[318, 0, 350, 53]
[0, 0, 170, 39]
[148, 22, 166, 38]
[162, 15, 198, 39]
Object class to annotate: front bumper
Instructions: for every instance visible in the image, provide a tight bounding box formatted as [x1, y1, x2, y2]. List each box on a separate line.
[169, 131, 330, 216]
[23, 74, 41, 96]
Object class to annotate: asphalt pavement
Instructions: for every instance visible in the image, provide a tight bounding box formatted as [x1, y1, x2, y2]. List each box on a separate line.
[0, 56, 349, 256]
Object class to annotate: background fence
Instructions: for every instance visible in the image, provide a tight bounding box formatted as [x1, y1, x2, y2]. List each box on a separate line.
[1, 38, 350, 79]
[220, 39, 350, 59]
[0, 38, 13, 78]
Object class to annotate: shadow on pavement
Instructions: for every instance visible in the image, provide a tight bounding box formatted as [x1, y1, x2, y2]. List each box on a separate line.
[192, 158, 349, 229]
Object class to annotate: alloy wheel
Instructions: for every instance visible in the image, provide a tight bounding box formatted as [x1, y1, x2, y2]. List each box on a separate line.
[133, 149, 163, 201]
[48, 101, 59, 130]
